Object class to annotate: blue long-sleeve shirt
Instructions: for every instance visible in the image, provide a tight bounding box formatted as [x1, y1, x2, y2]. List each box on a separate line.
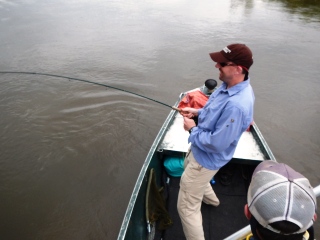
[189, 78, 255, 170]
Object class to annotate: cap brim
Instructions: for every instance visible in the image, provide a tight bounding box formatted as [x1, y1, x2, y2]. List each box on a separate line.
[209, 51, 229, 63]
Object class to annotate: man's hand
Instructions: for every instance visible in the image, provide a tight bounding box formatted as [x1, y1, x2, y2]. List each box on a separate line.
[183, 117, 196, 131]
[180, 107, 199, 118]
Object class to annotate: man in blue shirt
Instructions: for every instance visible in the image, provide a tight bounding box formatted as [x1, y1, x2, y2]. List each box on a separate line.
[177, 43, 255, 240]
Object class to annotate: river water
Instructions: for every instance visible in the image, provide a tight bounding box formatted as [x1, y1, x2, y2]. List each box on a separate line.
[0, 0, 320, 239]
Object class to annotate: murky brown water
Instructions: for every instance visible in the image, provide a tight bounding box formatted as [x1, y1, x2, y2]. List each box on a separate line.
[1, 0, 320, 239]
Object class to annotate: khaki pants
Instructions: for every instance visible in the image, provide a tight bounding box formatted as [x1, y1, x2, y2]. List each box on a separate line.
[177, 151, 219, 240]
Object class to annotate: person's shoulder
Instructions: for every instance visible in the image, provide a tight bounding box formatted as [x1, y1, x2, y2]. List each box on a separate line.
[225, 91, 254, 115]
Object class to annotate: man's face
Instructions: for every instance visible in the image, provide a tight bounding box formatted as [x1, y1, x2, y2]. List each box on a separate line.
[215, 62, 238, 83]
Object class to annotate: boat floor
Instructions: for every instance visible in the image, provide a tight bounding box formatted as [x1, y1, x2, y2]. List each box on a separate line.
[155, 162, 256, 240]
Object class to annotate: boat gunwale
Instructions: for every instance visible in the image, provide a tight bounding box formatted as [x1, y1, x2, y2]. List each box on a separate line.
[251, 122, 276, 161]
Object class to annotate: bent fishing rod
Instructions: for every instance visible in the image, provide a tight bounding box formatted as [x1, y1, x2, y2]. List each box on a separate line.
[0, 71, 182, 111]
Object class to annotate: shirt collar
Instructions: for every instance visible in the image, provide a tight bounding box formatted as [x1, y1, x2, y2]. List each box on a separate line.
[219, 78, 250, 96]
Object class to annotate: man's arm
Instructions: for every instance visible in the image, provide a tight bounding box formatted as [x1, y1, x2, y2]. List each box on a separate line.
[189, 106, 244, 153]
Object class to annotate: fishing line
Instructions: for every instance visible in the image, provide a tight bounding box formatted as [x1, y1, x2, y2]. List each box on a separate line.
[0, 71, 176, 109]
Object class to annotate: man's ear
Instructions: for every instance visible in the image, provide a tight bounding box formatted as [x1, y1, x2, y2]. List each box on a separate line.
[313, 213, 317, 222]
[244, 204, 252, 220]
[237, 66, 244, 74]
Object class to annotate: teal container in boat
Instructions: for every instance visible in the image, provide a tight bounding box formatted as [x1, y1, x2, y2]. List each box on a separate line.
[163, 156, 184, 177]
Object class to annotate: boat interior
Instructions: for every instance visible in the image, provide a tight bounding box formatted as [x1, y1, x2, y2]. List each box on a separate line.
[153, 161, 257, 240]
[122, 110, 273, 240]
[149, 113, 270, 240]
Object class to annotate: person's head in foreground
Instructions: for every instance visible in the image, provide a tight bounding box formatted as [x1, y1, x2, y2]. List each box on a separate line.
[245, 161, 317, 240]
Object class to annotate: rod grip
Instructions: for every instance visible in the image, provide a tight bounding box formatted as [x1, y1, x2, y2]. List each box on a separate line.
[171, 106, 182, 112]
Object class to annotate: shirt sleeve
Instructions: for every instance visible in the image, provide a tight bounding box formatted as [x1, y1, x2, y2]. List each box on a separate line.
[189, 106, 244, 153]
[197, 108, 203, 116]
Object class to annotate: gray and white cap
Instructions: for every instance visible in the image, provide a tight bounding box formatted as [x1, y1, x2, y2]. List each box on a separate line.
[248, 161, 317, 234]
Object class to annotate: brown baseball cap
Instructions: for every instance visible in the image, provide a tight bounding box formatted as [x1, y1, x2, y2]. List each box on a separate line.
[209, 43, 253, 71]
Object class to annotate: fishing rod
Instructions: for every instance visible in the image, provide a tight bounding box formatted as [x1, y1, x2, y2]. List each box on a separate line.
[0, 71, 181, 111]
